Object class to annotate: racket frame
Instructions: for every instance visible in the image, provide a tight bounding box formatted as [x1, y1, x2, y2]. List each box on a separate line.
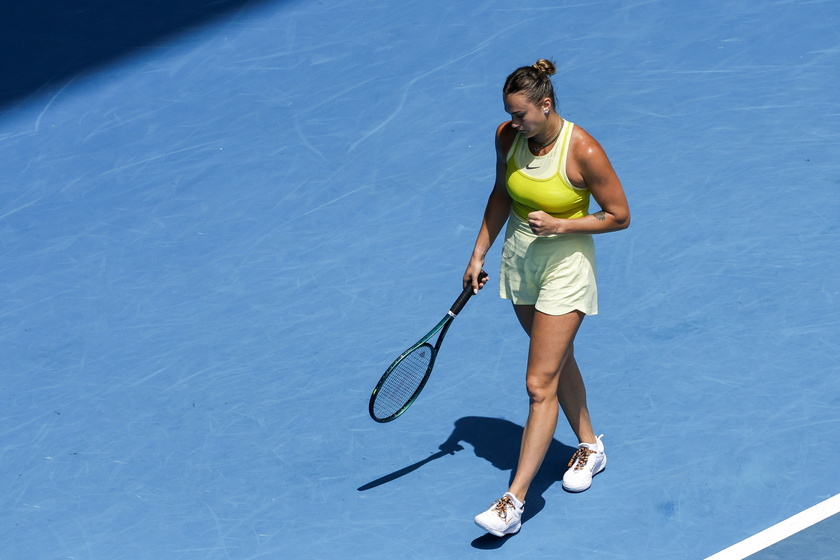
[368, 275, 484, 423]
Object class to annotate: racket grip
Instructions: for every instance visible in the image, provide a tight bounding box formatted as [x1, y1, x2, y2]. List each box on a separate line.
[450, 271, 488, 316]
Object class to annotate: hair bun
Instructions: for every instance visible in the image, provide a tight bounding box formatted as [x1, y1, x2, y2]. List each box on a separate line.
[532, 59, 556, 77]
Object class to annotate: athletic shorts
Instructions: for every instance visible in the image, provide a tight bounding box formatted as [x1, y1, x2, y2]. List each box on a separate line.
[499, 212, 598, 316]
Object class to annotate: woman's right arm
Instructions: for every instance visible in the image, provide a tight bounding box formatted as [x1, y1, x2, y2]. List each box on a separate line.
[464, 122, 515, 293]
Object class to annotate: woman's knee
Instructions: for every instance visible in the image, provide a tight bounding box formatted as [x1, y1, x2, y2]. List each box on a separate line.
[525, 373, 559, 403]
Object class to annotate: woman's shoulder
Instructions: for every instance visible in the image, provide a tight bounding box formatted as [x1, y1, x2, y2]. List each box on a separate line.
[569, 123, 607, 161]
[495, 120, 516, 137]
[495, 121, 517, 154]
[567, 122, 618, 185]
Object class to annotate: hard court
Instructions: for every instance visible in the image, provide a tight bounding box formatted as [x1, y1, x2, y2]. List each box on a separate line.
[1, 1, 839, 559]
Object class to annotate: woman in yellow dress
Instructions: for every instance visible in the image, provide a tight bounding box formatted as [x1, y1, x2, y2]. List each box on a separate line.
[466, 59, 630, 537]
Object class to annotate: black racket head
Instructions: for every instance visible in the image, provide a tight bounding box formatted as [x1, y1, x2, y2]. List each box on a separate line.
[369, 342, 435, 422]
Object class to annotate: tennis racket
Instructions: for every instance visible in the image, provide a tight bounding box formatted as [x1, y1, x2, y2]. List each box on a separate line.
[368, 271, 487, 423]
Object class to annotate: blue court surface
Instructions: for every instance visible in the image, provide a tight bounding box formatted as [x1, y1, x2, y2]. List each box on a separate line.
[2, 1, 838, 558]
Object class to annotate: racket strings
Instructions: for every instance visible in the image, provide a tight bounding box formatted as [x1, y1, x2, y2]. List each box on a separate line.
[372, 344, 433, 419]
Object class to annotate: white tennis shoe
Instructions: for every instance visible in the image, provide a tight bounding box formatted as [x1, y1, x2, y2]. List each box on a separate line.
[474, 492, 524, 537]
[562, 434, 606, 492]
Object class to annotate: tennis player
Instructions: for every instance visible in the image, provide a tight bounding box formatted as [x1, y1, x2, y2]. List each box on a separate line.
[464, 59, 630, 537]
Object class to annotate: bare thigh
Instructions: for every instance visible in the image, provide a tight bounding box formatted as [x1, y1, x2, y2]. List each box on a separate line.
[513, 304, 584, 379]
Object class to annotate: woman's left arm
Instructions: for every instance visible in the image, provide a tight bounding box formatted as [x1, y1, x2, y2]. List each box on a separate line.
[528, 127, 630, 236]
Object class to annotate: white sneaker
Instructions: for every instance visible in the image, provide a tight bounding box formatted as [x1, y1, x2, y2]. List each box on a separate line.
[474, 492, 524, 537]
[562, 434, 606, 492]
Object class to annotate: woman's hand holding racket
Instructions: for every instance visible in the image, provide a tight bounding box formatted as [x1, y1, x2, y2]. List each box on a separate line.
[463, 262, 489, 295]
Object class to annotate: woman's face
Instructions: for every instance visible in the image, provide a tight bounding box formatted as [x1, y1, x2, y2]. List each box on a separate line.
[503, 92, 550, 138]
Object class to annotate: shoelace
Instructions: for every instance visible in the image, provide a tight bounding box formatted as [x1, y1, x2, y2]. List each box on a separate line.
[490, 495, 515, 520]
[568, 447, 597, 470]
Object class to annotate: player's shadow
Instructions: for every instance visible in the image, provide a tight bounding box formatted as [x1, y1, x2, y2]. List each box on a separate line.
[357, 415, 576, 549]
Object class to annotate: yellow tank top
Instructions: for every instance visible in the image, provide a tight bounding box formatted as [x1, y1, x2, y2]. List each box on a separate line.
[505, 121, 591, 221]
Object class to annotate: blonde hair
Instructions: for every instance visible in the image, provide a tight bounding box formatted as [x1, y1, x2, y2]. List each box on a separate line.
[503, 59, 557, 109]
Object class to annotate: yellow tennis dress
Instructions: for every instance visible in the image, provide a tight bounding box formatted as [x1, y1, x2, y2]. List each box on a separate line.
[499, 121, 598, 315]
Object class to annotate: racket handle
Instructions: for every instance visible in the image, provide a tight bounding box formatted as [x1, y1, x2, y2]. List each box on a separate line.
[450, 271, 488, 316]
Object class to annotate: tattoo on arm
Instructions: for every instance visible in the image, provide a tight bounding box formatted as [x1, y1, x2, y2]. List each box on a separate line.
[592, 211, 606, 221]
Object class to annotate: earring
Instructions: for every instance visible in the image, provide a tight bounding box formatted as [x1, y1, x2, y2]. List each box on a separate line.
[544, 109, 549, 114]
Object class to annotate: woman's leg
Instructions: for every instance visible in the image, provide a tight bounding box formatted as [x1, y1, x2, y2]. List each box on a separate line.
[508, 305, 584, 501]
[513, 306, 596, 445]
[559, 349, 605, 492]
[557, 354, 597, 445]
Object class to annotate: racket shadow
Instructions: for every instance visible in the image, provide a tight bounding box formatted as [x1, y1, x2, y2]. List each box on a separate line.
[357, 416, 577, 540]
[357, 448, 460, 491]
